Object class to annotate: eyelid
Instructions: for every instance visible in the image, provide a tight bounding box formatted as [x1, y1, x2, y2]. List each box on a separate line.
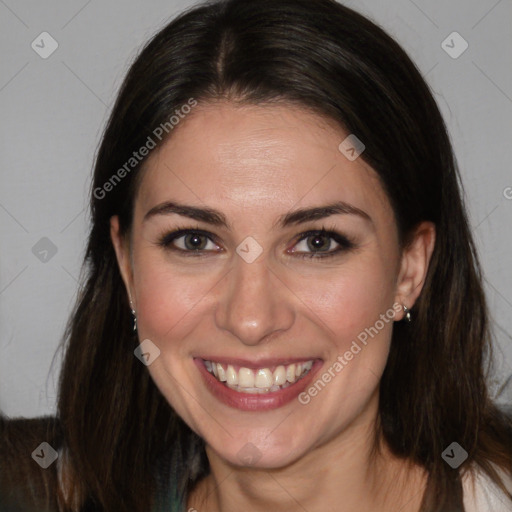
[293, 228, 351, 247]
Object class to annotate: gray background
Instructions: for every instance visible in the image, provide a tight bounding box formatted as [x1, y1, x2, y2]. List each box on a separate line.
[1, 0, 511, 418]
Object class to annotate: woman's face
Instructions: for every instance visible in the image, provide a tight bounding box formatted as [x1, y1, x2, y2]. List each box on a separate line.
[111, 102, 434, 468]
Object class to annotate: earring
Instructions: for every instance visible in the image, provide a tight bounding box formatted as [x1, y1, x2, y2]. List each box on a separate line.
[130, 300, 137, 332]
[403, 304, 412, 323]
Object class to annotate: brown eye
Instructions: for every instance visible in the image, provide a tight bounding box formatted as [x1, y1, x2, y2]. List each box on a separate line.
[158, 229, 220, 255]
[292, 229, 355, 259]
[305, 233, 334, 252]
[181, 233, 209, 250]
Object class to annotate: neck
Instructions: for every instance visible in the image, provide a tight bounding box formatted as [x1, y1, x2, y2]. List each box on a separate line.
[188, 395, 427, 512]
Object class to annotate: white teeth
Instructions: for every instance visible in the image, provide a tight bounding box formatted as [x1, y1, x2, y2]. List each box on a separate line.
[238, 367, 255, 388]
[274, 365, 287, 386]
[226, 382, 294, 393]
[255, 368, 273, 388]
[286, 364, 297, 383]
[226, 364, 238, 385]
[217, 363, 227, 382]
[204, 359, 314, 392]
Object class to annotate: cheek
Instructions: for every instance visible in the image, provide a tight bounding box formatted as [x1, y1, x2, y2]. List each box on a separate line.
[299, 263, 397, 423]
[303, 256, 397, 345]
[131, 252, 215, 348]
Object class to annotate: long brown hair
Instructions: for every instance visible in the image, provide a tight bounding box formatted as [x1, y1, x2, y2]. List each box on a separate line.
[2, 0, 511, 510]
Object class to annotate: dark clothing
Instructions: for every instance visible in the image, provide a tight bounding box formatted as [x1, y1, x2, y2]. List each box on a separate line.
[0, 416, 186, 512]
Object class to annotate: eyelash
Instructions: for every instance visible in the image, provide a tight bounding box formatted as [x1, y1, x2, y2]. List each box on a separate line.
[156, 224, 355, 260]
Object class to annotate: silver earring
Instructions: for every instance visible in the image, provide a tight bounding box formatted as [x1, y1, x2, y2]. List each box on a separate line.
[403, 305, 412, 323]
[130, 300, 137, 332]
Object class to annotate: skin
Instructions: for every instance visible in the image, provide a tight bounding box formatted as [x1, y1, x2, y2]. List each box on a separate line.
[111, 102, 436, 511]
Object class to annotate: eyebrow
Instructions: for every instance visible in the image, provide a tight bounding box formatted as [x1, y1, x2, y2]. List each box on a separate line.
[143, 200, 372, 229]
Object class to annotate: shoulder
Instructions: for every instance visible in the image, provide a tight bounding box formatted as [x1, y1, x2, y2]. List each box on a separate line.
[0, 415, 62, 511]
[462, 462, 512, 512]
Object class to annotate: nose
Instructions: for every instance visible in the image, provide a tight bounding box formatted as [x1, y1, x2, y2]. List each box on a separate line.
[214, 255, 295, 346]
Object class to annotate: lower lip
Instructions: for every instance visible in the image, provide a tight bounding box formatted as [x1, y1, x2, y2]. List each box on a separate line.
[194, 358, 323, 411]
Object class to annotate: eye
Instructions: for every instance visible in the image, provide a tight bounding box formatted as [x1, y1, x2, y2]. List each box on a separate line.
[290, 228, 355, 259]
[157, 227, 221, 256]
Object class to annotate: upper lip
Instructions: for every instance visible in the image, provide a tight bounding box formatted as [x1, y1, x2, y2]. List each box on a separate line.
[197, 356, 320, 369]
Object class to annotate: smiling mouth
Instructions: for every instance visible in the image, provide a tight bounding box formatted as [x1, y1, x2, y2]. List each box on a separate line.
[202, 359, 314, 394]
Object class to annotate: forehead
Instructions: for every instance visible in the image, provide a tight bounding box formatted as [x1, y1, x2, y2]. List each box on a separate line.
[135, 102, 393, 226]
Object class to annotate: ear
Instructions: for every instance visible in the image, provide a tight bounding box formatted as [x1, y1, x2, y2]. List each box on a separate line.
[110, 215, 135, 307]
[394, 221, 436, 321]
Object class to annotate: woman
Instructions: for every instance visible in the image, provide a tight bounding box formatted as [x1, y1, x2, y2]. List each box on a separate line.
[1, 0, 511, 510]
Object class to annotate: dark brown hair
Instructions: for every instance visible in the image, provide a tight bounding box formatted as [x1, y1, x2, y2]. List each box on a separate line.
[2, 0, 511, 510]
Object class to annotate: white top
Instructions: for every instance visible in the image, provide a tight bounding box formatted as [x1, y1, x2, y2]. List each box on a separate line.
[462, 464, 512, 511]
